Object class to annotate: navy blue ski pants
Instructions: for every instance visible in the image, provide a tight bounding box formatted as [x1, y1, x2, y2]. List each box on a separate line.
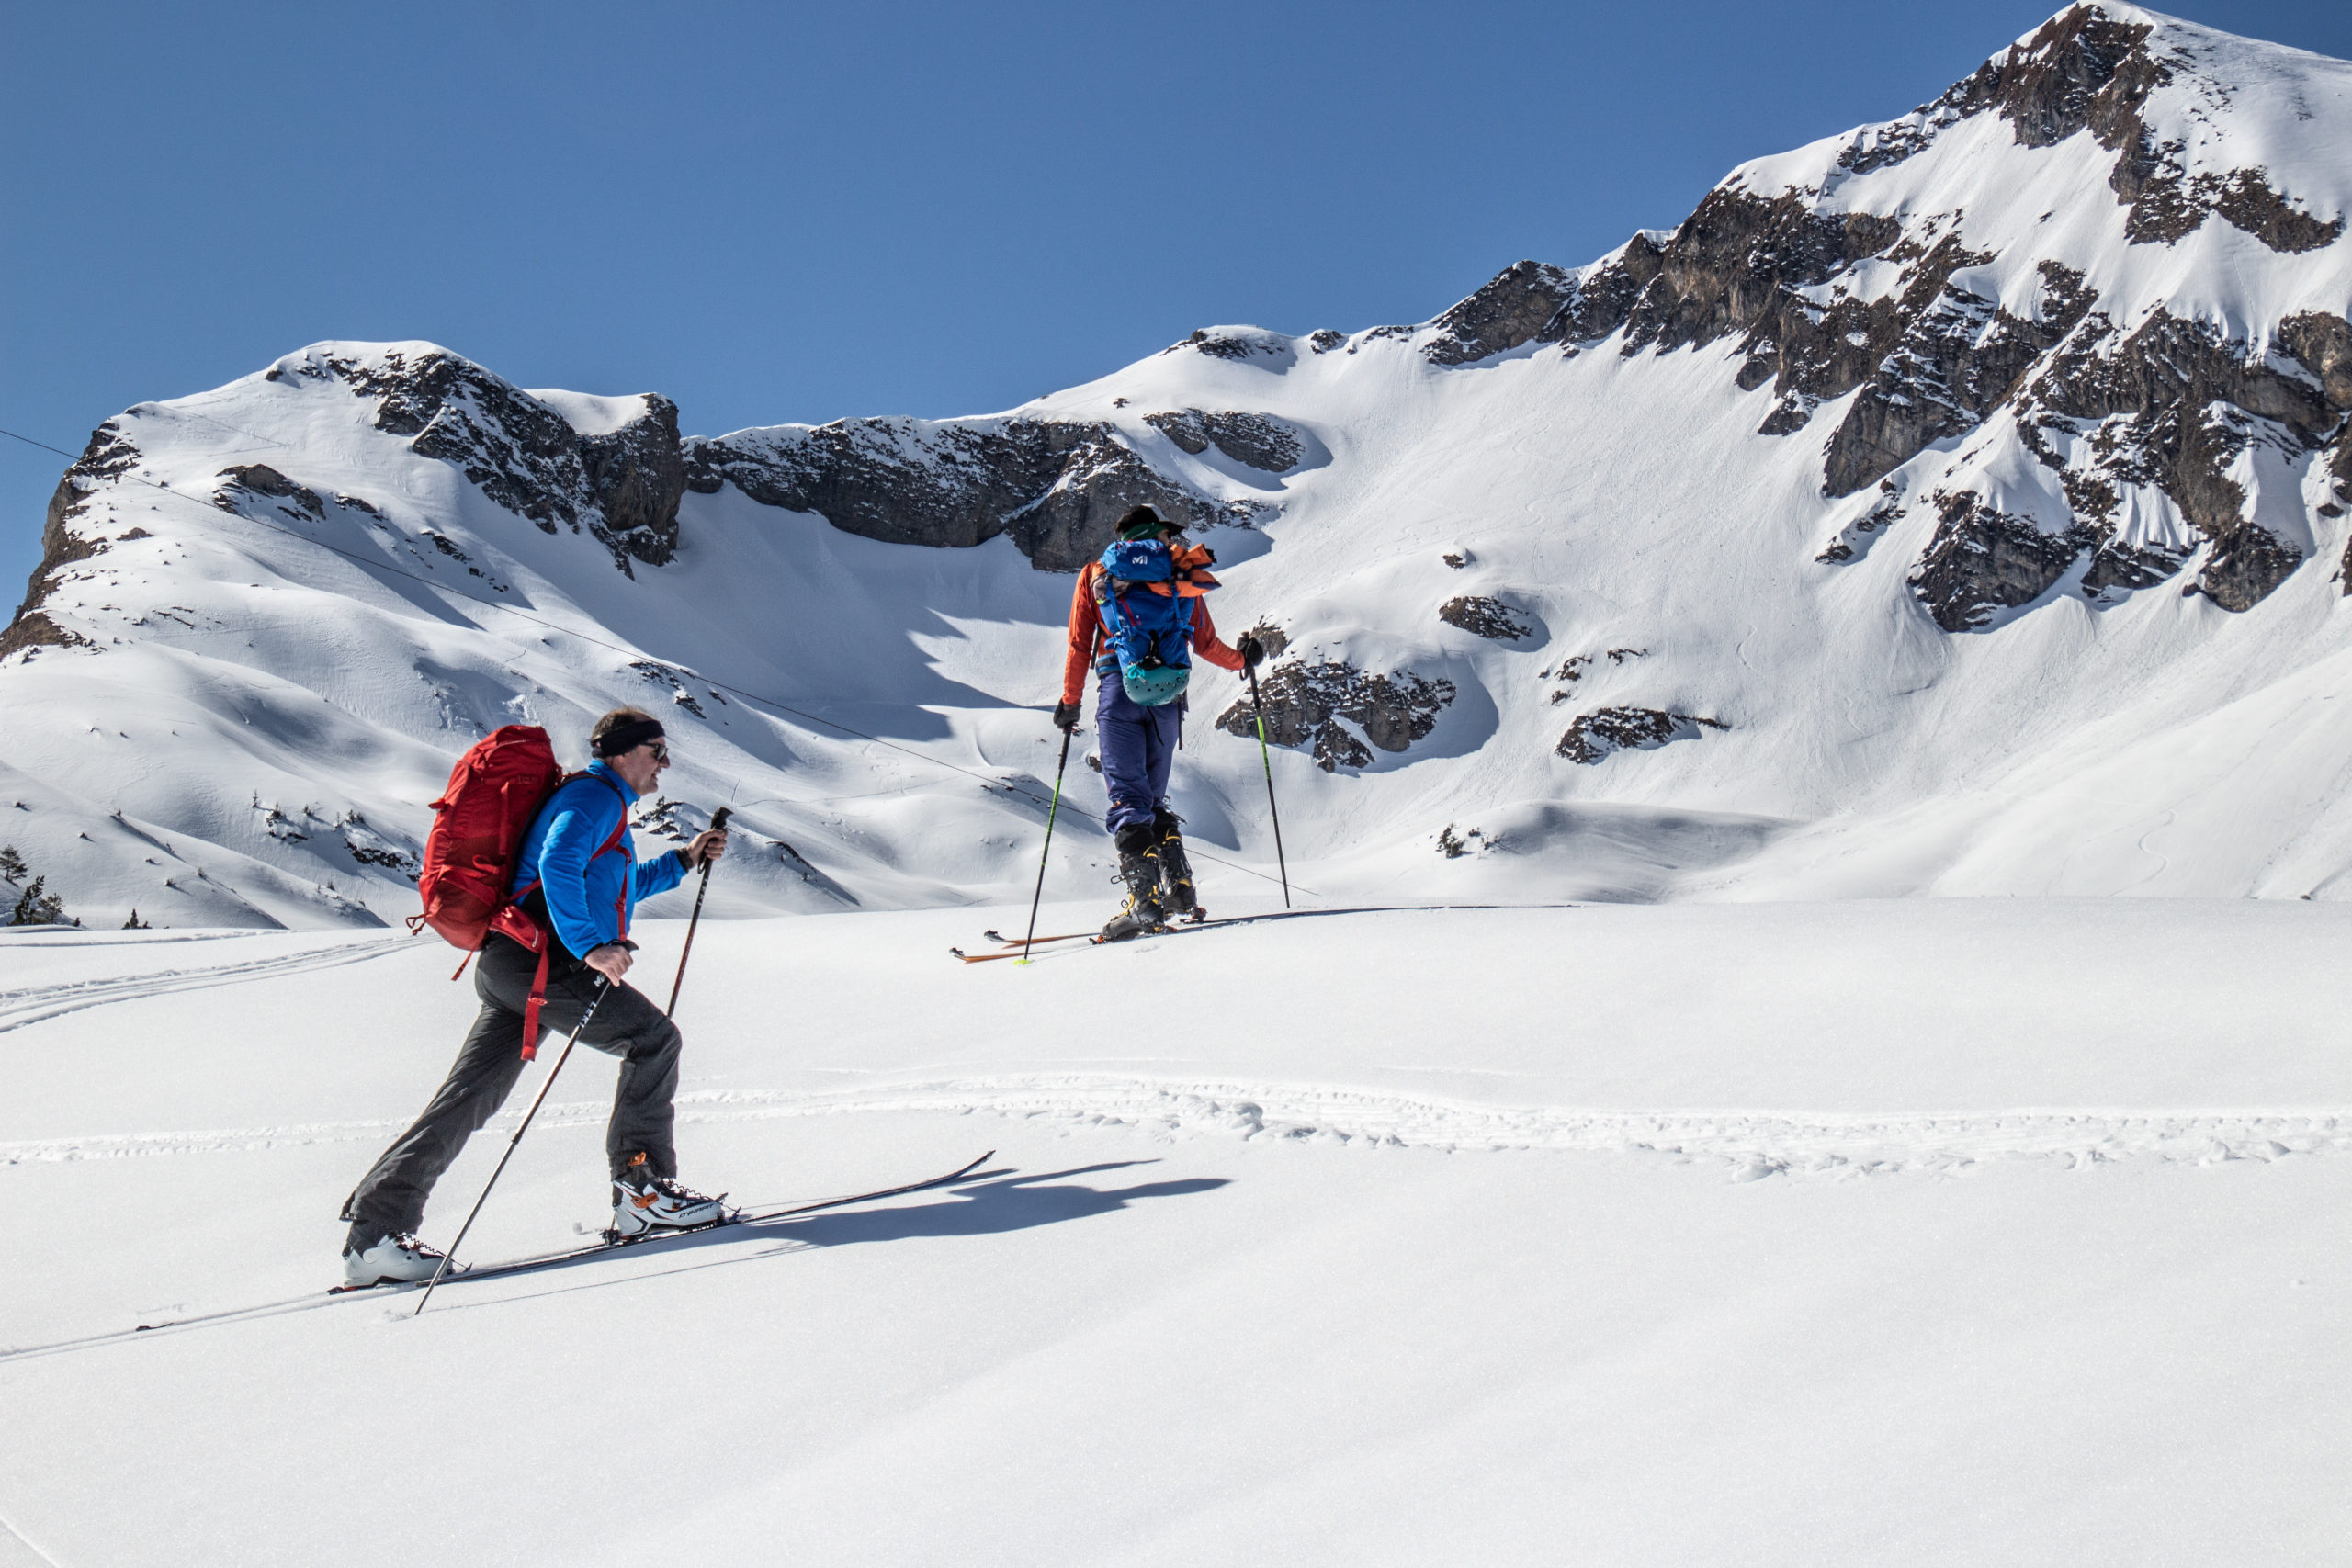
[1095, 670, 1182, 837]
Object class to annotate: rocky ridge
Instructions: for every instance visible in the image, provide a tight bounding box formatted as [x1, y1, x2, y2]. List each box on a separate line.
[1356, 6, 2352, 627]
[284, 348, 687, 575]
[684, 416, 1265, 574]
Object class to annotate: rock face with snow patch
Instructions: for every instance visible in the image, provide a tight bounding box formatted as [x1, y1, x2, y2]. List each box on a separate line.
[1391, 3, 2352, 620]
[1556, 708, 1729, 764]
[1142, 410, 1304, 473]
[1438, 596, 1532, 642]
[1216, 660, 1455, 773]
[277, 348, 687, 575]
[4, 423, 140, 658]
[684, 416, 1250, 572]
[1420, 261, 1583, 366]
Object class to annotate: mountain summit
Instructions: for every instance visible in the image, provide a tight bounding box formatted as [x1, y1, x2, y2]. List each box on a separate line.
[7, 5, 2349, 928]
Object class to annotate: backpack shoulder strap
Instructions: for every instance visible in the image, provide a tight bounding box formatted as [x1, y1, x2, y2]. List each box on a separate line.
[566, 769, 634, 848]
[512, 773, 632, 898]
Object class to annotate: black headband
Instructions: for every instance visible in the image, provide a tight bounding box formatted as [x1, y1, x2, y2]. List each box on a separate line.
[594, 717, 667, 757]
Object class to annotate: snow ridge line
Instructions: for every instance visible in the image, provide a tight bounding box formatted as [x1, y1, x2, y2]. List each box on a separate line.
[0, 936, 413, 1035]
[667, 1078, 2352, 1177]
[13, 1077, 2346, 1178]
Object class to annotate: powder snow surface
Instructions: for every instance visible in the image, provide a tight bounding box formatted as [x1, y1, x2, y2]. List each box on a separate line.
[0, 900, 2346, 1564]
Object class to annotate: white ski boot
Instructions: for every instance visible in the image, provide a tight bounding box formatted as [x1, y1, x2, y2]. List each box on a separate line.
[610, 1153, 725, 1237]
[343, 1232, 445, 1287]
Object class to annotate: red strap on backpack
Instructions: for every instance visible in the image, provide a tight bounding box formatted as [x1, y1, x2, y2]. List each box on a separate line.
[492, 777, 632, 1062]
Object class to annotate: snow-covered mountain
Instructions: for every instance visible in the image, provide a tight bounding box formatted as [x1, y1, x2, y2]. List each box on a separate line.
[7, 2, 2350, 930]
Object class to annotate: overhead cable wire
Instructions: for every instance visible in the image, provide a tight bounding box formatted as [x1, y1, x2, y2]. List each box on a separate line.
[0, 423, 1317, 897]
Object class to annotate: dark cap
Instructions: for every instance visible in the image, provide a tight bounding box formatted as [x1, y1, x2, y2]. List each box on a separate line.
[593, 716, 667, 757]
[1115, 505, 1181, 541]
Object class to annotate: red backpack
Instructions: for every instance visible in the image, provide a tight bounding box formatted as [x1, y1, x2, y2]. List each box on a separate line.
[410, 726, 629, 1059]
[411, 726, 566, 951]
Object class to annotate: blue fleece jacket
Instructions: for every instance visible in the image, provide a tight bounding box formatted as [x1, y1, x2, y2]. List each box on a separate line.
[509, 761, 687, 958]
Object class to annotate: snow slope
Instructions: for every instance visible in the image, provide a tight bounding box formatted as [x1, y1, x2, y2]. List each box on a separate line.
[4, 4, 2351, 931]
[1, 899, 2346, 1564]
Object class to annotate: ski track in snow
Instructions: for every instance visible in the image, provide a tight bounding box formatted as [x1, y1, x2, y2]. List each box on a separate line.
[9, 1075, 2345, 1179]
[0, 935, 412, 1035]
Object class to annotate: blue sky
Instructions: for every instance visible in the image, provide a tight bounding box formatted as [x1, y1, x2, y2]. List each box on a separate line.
[6, 1, 2347, 592]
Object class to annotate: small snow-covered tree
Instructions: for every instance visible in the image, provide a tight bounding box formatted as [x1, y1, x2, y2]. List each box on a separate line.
[0, 845, 26, 883]
[122, 908, 149, 930]
[9, 876, 64, 926]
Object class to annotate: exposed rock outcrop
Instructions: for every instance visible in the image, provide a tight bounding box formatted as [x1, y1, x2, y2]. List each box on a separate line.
[1822, 260, 2098, 494]
[1163, 328, 1297, 367]
[1438, 595, 1532, 641]
[1620, 190, 1904, 364]
[2017, 308, 2350, 609]
[1143, 409, 1305, 472]
[1215, 659, 1454, 773]
[580, 398, 688, 565]
[285, 350, 684, 574]
[1542, 234, 1668, 346]
[687, 417, 1243, 573]
[1838, 6, 2341, 255]
[1422, 261, 1580, 366]
[1908, 492, 2095, 630]
[1555, 707, 1728, 764]
[217, 463, 324, 518]
[4, 423, 136, 658]
[1560, 1, 2351, 613]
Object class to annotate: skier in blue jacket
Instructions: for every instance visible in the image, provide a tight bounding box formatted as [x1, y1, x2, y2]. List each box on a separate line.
[340, 707, 729, 1286]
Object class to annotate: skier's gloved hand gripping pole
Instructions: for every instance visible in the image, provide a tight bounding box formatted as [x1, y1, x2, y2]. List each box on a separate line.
[413, 955, 629, 1316]
[665, 807, 731, 1018]
[1237, 637, 1291, 909]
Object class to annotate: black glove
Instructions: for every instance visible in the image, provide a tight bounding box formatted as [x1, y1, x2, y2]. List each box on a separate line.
[1237, 635, 1265, 670]
[1052, 699, 1080, 733]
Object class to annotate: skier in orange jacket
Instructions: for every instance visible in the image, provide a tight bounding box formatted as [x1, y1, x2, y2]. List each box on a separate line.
[1053, 505, 1261, 939]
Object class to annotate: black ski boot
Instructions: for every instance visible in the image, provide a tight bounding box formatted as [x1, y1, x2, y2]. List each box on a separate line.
[1099, 824, 1169, 942]
[1154, 807, 1198, 919]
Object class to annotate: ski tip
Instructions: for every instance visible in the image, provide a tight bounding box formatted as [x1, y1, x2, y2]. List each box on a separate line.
[948, 946, 967, 959]
[983, 929, 1004, 942]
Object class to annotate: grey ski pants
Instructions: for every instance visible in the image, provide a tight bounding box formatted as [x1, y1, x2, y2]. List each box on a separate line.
[341, 931, 683, 1249]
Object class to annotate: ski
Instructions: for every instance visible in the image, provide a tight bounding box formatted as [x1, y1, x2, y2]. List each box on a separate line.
[954, 909, 1216, 963]
[950, 928, 1093, 961]
[380, 1145, 1000, 1297]
[1, 1150, 996, 1362]
[950, 938, 1104, 962]
[982, 928, 1095, 948]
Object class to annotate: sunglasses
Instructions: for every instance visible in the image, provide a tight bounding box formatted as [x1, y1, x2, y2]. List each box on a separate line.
[643, 742, 670, 764]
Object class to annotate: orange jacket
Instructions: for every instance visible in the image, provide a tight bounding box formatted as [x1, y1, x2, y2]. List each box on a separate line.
[1061, 559, 1244, 707]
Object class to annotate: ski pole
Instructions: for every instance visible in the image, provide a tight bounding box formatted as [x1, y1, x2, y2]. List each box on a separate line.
[1245, 662, 1291, 908]
[665, 807, 730, 1018]
[414, 969, 617, 1316]
[1017, 727, 1075, 965]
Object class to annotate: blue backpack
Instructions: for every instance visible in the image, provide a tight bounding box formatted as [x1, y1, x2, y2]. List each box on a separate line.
[1095, 540, 1193, 706]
